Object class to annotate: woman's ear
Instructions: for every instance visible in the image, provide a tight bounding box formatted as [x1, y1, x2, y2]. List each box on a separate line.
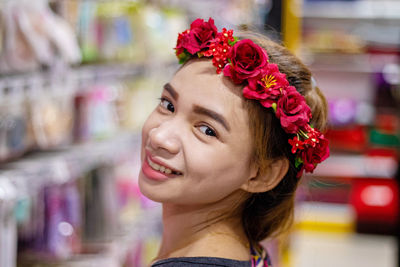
[240, 157, 289, 193]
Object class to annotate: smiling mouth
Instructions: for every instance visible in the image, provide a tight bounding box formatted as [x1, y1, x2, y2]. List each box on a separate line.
[147, 157, 183, 175]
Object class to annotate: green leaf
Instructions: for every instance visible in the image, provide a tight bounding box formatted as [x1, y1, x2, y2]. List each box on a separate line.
[228, 36, 239, 46]
[271, 103, 277, 113]
[178, 57, 186, 64]
[227, 58, 231, 64]
[295, 157, 303, 168]
[178, 51, 191, 64]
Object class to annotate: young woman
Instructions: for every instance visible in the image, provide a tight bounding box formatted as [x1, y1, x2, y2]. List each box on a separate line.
[139, 18, 329, 267]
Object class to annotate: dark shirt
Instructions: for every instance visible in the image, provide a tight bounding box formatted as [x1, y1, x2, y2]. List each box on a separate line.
[151, 244, 271, 267]
[151, 257, 252, 267]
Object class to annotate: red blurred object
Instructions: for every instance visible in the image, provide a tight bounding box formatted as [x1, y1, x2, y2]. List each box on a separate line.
[325, 125, 368, 152]
[366, 147, 398, 159]
[374, 113, 399, 134]
[351, 178, 398, 225]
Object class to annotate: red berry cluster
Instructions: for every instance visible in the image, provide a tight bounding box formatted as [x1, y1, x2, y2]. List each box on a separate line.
[288, 126, 329, 177]
[203, 28, 236, 73]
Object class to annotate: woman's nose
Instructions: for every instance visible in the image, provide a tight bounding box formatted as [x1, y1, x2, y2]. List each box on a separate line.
[148, 121, 180, 155]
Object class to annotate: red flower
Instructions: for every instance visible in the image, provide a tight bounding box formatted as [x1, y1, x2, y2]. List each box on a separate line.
[223, 39, 269, 84]
[288, 136, 304, 154]
[204, 28, 235, 73]
[301, 134, 330, 173]
[218, 28, 235, 44]
[304, 127, 321, 148]
[175, 30, 197, 55]
[175, 18, 217, 56]
[276, 86, 312, 134]
[190, 18, 218, 50]
[243, 63, 289, 105]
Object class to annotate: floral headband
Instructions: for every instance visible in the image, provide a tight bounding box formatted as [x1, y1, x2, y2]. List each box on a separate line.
[175, 18, 329, 177]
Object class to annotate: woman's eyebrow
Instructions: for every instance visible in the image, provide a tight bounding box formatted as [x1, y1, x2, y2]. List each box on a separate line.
[164, 83, 179, 100]
[193, 104, 231, 132]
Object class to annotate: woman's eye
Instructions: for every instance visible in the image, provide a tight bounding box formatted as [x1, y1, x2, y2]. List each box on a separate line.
[159, 98, 175, 112]
[199, 125, 217, 137]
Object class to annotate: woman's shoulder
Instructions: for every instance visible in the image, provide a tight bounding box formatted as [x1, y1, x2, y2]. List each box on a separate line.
[151, 256, 252, 267]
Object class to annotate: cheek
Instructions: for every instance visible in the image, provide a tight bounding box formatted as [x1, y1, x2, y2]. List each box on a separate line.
[140, 110, 158, 157]
[183, 145, 252, 199]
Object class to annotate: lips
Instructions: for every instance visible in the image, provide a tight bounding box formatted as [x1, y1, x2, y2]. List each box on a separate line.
[147, 156, 183, 175]
[145, 150, 183, 176]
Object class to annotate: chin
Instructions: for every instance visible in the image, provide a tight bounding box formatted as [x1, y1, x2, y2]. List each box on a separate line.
[138, 171, 175, 203]
[138, 172, 160, 202]
[138, 173, 192, 205]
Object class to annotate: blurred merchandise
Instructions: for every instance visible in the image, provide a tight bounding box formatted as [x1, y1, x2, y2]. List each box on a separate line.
[0, 134, 162, 266]
[276, 0, 400, 267]
[325, 126, 368, 152]
[0, 178, 18, 267]
[75, 1, 146, 63]
[0, 0, 81, 74]
[118, 74, 170, 132]
[0, 81, 31, 162]
[303, 29, 366, 54]
[351, 178, 398, 234]
[288, 224, 397, 267]
[302, 0, 400, 52]
[311, 153, 398, 179]
[28, 78, 75, 150]
[63, 1, 188, 65]
[73, 83, 119, 142]
[81, 165, 118, 243]
[328, 98, 374, 126]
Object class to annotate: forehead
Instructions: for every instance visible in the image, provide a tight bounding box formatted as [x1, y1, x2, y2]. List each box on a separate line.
[170, 59, 246, 121]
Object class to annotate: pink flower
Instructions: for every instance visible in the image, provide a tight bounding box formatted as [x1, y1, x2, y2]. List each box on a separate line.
[223, 39, 269, 84]
[276, 86, 312, 134]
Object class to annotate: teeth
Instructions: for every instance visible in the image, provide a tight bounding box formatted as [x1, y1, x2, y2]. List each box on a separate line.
[147, 157, 176, 174]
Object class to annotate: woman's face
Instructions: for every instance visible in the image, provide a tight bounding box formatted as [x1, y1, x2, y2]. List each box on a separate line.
[139, 59, 256, 205]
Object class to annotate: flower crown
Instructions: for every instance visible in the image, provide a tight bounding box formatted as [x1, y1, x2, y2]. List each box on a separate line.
[175, 18, 329, 177]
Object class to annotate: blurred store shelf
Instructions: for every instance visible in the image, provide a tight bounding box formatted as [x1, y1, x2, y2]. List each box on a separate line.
[291, 201, 397, 267]
[0, 131, 140, 183]
[18, 204, 161, 267]
[290, 230, 397, 267]
[296, 202, 355, 233]
[310, 153, 398, 179]
[0, 63, 143, 99]
[303, 1, 400, 20]
[305, 53, 374, 73]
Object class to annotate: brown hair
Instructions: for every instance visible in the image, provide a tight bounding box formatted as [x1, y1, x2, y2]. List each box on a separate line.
[237, 32, 328, 244]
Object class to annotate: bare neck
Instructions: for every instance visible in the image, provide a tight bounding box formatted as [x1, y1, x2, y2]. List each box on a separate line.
[155, 200, 250, 262]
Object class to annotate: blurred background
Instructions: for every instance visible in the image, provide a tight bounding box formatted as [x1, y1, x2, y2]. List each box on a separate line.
[0, 0, 398, 266]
